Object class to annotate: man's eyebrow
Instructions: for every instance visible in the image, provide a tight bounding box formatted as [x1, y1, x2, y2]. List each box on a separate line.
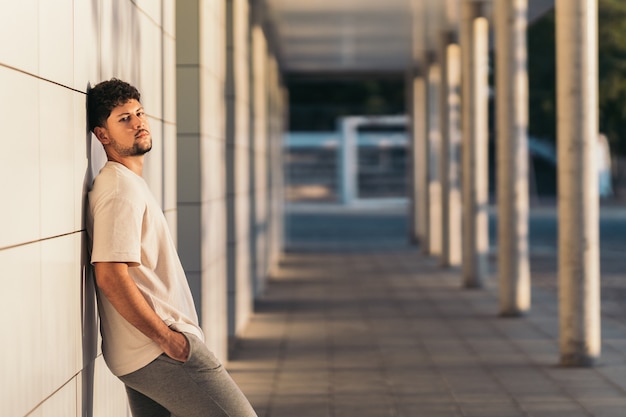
[113, 108, 145, 118]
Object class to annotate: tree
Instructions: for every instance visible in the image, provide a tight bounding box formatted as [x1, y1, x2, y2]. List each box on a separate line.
[528, 0, 626, 155]
[286, 77, 405, 131]
[527, 9, 556, 143]
[598, 0, 626, 155]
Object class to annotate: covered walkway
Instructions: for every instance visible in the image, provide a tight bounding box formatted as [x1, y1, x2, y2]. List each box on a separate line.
[228, 204, 626, 417]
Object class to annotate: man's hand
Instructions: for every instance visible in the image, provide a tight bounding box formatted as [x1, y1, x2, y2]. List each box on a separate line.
[161, 330, 190, 363]
[94, 262, 191, 362]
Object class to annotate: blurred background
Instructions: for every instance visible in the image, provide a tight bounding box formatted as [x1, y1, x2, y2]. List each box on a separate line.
[2, 0, 626, 416]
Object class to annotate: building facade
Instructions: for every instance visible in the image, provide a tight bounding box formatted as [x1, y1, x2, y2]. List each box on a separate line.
[0, 1, 286, 415]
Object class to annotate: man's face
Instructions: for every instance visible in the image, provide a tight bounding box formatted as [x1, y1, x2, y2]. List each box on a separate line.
[100, 99, 152, 157]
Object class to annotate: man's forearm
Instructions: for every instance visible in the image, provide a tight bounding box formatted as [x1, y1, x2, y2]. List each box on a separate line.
[94, 262, 189, 361]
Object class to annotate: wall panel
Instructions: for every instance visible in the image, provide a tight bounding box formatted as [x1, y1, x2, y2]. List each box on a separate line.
[73, 0, 101, 90]
[39, 83, 76, 239]
[29, 377, 78, 417]
[0, 243, 42, 417]
[0, 68, 40, 249]
[39, 0, 74, 86]
[0, 0, 38, 74]
[40, 235, 82, 399]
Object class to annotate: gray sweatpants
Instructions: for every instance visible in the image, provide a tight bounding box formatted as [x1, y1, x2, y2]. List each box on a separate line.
[119, 333, 258, 417]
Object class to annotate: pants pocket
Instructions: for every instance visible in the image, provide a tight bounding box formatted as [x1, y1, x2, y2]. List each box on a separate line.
[182, 333, 222, 373]
[156, 331, 193, 365]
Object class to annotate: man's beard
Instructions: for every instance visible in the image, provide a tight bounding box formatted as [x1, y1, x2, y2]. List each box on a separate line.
[110, 137, 152, 156]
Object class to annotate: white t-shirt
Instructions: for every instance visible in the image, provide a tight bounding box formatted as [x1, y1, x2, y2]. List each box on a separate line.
[87, 161, 203, 376]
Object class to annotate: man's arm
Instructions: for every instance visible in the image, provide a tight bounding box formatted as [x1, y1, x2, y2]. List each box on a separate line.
[94, 262, 189, 362]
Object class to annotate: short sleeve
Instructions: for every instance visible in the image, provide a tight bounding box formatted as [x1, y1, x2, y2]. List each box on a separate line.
[91, 193, 144, 265]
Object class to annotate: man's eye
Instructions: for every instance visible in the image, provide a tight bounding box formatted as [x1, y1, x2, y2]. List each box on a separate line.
[120, 116, 130, 122]
[137, 112, 145, 118]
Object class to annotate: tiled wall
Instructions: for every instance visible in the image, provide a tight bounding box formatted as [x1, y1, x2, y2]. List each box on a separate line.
[0, 1, 176, 415]
[1, 0, 285, 415]
[176, 0, 230, 360]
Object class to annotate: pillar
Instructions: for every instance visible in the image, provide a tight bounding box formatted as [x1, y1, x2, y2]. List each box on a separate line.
[495, 0, 531, 316]
[412, 68, 429, 247]
[250, 10, 269, 297]
[426, 59, 443, 256]
[556, 0, 600, 366]
[339, 117, 358, 204]
[461, 0, 490, 288]
[267, 56, 286, 275]
[226, 0, 253, 346]
[439, 32, 463, 267]
[176, 0, 229, 359]
[407, 67, 416, 243]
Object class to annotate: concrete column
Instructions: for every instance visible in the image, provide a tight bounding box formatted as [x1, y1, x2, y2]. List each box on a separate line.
[495, 0, 531, 316]
[226, 0, 253, 345]
[176, 0, 229, 359]
[251, 20, 269, 297]
[439, 32, 462, 267]
[413, 69, 429, 247]
[426, 60, 442, 256]
[266, 56, 286, 274]
[406, 68, 416, 243]
[556, 0, 600, 366]
[339, 118, 358, 204]
[461, 0, 490, 288]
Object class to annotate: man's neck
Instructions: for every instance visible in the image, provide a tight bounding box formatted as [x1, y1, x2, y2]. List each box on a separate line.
[108, 155, 144, 177]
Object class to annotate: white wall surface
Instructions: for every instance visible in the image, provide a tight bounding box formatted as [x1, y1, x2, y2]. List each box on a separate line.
[0, 1, 175, 415]
[176, 0, 230, 361]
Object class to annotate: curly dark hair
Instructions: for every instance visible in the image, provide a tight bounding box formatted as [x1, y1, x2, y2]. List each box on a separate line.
[87, 78, 141, 132]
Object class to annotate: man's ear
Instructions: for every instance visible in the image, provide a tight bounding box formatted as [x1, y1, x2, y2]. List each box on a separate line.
[93, 126, 110, 144]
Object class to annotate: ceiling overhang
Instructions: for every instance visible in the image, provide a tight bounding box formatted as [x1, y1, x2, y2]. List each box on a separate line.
[263, 0, 555, 75]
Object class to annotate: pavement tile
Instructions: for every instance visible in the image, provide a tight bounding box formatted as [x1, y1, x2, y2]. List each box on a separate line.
[460, 405, 526, 417]
[227, 206, 626, 417]
[398, 405, 463, 417]
[265, 395, 331, 417]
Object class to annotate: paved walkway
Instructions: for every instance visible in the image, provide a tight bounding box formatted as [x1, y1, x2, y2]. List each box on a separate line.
[227, 203, 626, 417]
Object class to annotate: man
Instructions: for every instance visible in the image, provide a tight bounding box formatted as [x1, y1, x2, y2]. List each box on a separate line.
[87, 79, 258, 417]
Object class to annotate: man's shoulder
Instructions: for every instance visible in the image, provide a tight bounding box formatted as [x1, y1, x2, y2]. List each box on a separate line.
[91, 163, 144, 200]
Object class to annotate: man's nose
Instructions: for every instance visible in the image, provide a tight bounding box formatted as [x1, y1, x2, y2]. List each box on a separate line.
[132, 115, 145, 128]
